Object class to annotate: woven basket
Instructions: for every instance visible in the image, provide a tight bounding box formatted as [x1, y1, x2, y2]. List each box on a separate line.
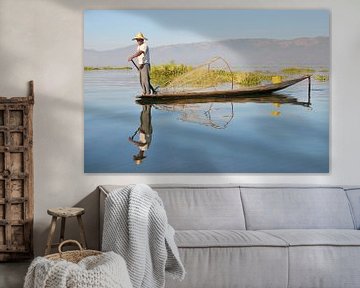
[45, 240, 102, 263]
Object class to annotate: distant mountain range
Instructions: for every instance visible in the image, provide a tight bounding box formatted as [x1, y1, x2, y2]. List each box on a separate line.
[84, 37, 330, 69]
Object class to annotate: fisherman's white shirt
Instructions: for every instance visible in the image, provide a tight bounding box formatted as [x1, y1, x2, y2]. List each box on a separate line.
[137, 42, 150, 65]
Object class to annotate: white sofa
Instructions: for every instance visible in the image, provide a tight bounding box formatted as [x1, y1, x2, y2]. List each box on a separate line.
[99, 185, 360, 288]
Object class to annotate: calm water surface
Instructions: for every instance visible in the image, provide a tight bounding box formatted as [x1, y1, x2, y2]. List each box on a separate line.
[84, 70, 329, 173]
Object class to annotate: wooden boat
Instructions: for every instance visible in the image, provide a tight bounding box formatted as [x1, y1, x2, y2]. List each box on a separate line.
[137, 75, 310, 101]
[136, 93, 311, 107]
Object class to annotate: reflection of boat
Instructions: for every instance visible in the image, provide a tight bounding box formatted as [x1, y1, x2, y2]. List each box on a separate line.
[137, 75, 310, 101]
[136, 93, 311, 107]
[139, 93, 311, 130]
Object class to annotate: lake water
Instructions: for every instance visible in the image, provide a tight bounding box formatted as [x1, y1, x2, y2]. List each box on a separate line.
[84, 70, 329, 173]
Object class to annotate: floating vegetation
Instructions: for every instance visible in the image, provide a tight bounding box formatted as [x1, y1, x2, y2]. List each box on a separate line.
[281, 67, 315, 75]
[179, 69, 233, 88]
[314, 74, 329, 82]
[150, 61, 328, 90]
[234, 72, 271, 87]
[150, 62, 193, 86]
[84, 66, 132, 71]
[152, 61, 279, 89]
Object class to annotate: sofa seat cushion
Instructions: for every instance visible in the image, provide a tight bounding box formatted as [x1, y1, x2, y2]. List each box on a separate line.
[166, 246, 289, 288]
[175, 230, 288, 248]
[262, 229, 360, 246]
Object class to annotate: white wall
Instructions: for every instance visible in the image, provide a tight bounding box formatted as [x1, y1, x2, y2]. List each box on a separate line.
[0, 0, 360, 256]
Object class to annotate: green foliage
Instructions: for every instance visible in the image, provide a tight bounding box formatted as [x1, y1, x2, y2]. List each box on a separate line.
[151, 63, 276, 88]
[314, 74, 329, 82]
[281, 67, 315, 75]
[181, 69, 234, 88]
[84, 66, 132, 71]
[150, 62, 326, 89]
[150, 63, 193, 86]
[234, 72, 271, 87]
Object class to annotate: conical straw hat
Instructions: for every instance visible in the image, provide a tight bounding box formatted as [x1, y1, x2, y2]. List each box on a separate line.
[132, 32, 148, 40]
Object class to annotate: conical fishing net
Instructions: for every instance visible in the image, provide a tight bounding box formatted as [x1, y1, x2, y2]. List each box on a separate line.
[159, 57, 235, 94]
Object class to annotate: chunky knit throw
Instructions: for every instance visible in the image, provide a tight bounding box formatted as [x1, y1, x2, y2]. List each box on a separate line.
[102, 184, 185, 288]
[24, 251, 132, 288]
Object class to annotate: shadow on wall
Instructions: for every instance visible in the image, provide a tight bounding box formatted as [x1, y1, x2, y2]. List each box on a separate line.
[57, 2, 259, 67]
[38, 188, 99, 256]
[32, 92, 93, 256]
[0, 35, 34, 95]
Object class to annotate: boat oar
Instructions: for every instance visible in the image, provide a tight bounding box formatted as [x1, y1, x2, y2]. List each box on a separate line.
[131, 60, 157, 94]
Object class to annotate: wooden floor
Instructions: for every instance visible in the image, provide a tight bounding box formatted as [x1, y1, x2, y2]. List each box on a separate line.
[0, 261, 30, 288]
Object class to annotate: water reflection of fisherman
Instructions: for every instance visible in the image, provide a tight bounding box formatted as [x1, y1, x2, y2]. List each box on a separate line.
[128, 105, 153, 165]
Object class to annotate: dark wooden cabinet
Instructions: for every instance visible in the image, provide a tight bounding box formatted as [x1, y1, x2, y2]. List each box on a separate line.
[0, 81, 34, 261]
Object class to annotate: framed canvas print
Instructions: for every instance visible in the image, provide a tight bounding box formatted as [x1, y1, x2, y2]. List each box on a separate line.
[84, 9, 330, 173]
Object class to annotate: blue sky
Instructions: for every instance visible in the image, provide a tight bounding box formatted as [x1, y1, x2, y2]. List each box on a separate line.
[84, 10, 330, 51]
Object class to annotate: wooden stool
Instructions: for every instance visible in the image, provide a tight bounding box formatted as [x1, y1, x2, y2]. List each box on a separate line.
[45, 207, 87, 255]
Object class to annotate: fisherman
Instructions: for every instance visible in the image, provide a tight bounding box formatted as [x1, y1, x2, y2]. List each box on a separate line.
[128, 32, 152, 95]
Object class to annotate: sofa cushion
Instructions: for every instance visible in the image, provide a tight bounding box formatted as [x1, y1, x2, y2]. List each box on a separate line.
[261, 229, 360, 246]
[175, 230, 288, 248]
[345, 188, 360, 229]
[165, 246, 288, 288]
[261, 230, 360, 288]
[154, 186, 246, 230]
[100, 185, 246, 230]
[241, 187, 355, 230]
[287, 246, 360, 288]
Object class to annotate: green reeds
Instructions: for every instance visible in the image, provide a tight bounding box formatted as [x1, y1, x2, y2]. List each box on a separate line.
[150, 63, 193, 86]
[281, 67, 315, 75]
[150, 62, 328, 88]
[84, 66, 132, 71]
[314, 74, 329, 81]
[234, 72, 272, 87]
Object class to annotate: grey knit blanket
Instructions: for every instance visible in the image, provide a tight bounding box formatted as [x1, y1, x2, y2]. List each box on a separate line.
[102, 184, 185, 288]
[23, 252, 132, 288]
